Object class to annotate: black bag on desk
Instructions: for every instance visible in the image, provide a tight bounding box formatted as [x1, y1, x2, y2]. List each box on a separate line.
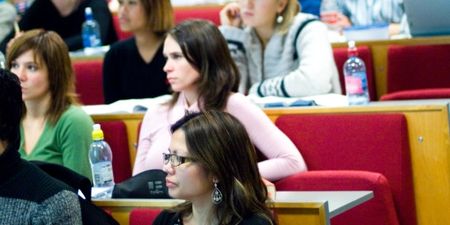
[31, 161, 119, 225]
[112, 169, 170, 199]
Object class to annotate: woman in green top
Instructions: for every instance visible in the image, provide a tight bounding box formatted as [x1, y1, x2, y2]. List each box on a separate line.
[6, 29, 93, 180]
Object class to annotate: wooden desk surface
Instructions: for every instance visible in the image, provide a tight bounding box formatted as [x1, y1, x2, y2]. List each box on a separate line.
[273, 191, 373, 218]
[94, 191, 373, 225]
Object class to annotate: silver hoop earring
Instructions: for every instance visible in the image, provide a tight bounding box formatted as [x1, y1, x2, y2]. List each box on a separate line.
[276, 14, 284, 24]
[212, 181, 223, 204]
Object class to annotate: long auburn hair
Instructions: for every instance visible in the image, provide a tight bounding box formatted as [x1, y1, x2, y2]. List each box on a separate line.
[169, 111, 275, 225]
[167, 20, 240, 111]
[6, 29, 78, 125]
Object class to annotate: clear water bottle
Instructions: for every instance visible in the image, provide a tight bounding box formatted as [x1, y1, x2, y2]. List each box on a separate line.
[343, 41, 369, 105]
[82, 7, 102, 48]
[0, 51, 5, 69]
[89, 124, 114, 198]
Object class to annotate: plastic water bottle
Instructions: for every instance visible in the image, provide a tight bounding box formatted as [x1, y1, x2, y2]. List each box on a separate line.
[82, 7, 102, 48]
[343, 41, 369, 105]
[0, 51, 5, 69]
[89, 124, 114, 198]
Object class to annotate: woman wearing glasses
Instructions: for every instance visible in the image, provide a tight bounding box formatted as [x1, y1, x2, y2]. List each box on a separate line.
[154, 111, 275, 225]
[133, 20, 307, 182]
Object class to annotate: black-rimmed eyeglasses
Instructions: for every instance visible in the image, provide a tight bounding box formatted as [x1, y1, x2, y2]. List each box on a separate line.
[163, 153, 195, 167]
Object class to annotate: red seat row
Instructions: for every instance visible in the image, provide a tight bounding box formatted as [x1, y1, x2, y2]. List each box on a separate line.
[128, 113, 416, 225]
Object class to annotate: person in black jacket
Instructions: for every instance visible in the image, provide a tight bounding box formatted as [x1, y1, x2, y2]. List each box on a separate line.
[0, 68, 82, 224]
[0, 0, 117, 52]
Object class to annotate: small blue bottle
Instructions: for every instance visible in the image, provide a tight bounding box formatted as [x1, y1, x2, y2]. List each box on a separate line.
[343, 41, 369, 105]
[82, 7, 102, 48]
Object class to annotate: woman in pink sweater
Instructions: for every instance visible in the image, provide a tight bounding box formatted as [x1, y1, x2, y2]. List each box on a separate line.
[133, 19, 307, 181]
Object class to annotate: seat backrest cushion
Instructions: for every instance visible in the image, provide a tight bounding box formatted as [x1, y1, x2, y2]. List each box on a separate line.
[174, 6, 221, 25]
[387, 44, 450, 93]
[98, 121, 132, 183]
[333, 46, 377, 100]
[130, 208, 162, 225]
[73, 60, 104, 105]
[276, 170, 400, 225]
[380, 88, 450, 100]
[275, 113, 416, 225]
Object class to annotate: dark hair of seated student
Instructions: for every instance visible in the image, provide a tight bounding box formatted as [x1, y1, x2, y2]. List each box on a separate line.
[153, 111, 276, 225]
[0, 68, 83, 224]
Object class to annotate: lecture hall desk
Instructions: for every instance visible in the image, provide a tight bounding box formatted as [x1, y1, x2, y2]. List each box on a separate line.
[94, 191, 373, 225]
[91, 100, 450, 225]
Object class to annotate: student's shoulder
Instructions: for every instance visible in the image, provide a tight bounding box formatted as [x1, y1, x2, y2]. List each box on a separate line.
[61, 105, 92, 121]
[228, 92, 249, 103]
[239, 214, 273, 225]
[291, 12, 325, 30]
[9, 161, 77, 203]
[227, 93, 254, 108]
[106, 37, 135, 55]
[56, 105, 93, 129]
[153, 210, 180, 225]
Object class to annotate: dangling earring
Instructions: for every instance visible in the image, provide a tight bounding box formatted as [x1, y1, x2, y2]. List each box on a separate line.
[276, 13, 284, 24]
[212, 181, 223, 204]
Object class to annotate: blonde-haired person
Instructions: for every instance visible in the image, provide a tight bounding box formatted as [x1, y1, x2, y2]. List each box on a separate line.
[220, 0, 341, 97]
[133, 20, 306, 181]
[102, 0, 174, 104]
[6, 29, 93, 180]
[154, 111, 275, 225]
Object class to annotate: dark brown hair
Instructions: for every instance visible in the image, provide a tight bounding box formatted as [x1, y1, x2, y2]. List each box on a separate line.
[6, 29, 78, 125]
[167, 20, 240, 111]
[170, 111, 275, 225]
[0, 69, 23, 144]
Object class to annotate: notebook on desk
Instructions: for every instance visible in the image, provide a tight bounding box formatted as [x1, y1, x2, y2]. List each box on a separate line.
[404, 0, 450, 37]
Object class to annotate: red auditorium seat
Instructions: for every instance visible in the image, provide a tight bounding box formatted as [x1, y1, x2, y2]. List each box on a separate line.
[275, 113, 416, 225]
[174, 6, 221, 25]
[129, 208, 162, 225]
[98, 121, 132, 183]
[333, 46, 377, 100]
[382, 44, 450, 100]
[112, 6, 222, 41]
[73, 59, 104, 105]
[381, 88, 450, 100]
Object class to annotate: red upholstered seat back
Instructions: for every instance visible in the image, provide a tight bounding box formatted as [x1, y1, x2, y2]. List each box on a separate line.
[387, 44, 450, 93]
[129, 208, 162, 225]
[174, 6, 221, 25]
[98, 121, 132, 183]
[73, 60, 104, 105]
[333, 46, 377, 100]
[112, 6, 222, 41]
[275, 113, 416, 225]
[380, 88, 450, 100]
[276, 170, 400, 225]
